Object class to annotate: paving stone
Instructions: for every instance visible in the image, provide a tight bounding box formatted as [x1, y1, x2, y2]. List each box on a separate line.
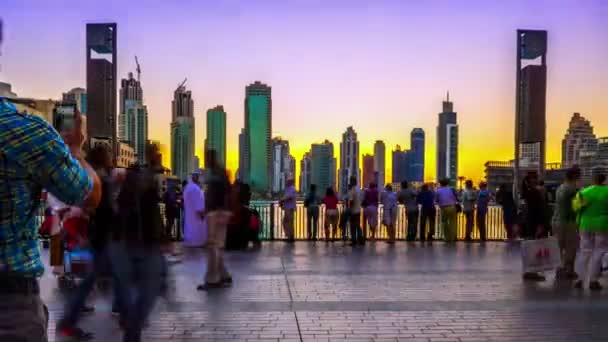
[40, 242, 608, 341]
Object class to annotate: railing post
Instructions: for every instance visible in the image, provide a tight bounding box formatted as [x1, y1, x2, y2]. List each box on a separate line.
[270, 202, 275, 241]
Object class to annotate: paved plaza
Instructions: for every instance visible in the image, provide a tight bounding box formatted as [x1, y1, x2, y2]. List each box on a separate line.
[41, 241, 608, 341]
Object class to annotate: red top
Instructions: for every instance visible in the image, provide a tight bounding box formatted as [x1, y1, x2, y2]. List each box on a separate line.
[322, 195, 339, 210]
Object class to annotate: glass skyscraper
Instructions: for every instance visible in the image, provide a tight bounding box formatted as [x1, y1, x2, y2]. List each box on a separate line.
[244, 81, 272, 192]
[171, 84, 195, 181]
[436, 93, 458, 184]
[311, 140, 336, 196]
[205, 105, 227, 168]
[410, 128, 425, 182]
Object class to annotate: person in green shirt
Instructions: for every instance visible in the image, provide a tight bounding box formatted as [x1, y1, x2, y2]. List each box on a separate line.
[573, 172, 608, 291]
[551, 167, 581, 280]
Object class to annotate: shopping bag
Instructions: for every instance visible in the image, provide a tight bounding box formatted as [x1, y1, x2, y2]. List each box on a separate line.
[521, 237, 561, 273]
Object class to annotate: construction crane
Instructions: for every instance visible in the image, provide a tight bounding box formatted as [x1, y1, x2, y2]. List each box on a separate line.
[177, 78, 187, 90]
[135, 55, 141, 82]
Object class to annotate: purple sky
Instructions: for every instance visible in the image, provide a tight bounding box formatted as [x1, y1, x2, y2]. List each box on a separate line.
[2, 0, 607, 180]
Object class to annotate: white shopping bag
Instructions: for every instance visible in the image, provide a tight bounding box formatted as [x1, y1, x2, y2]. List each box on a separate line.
[521, 237, 561, 273]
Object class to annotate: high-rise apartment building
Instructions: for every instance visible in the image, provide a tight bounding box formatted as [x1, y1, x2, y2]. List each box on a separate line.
[170, 84, 195, 181]
[436, 93, 458, 183]
[362, 154, 375, 188]
[122, 100, 148, 164]
[561, 113, 597, 168]
[119, 72, 143, 141]
[300, 152, 312, 193]
[339, 126, 360, 195]
[271, 138, 295, 194]
[86, 23, 117, 144]
[410, 128, 425, 182]
[311, 140, 336, 196]
[515, 29, 548, 184]
[244, 81, 272, 192]
[205, 105, 227, 168]
[373, 140, 385, 187]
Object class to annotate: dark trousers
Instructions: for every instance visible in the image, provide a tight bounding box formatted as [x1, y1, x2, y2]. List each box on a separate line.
[0, 278, 48, 342]
[406, 211, 419, 240]
[340, 209, 351, 240]
[349, 211, 363, 243]
[464, 211, 475, 240]
[307, 207, 320, 240]
[61, 247, 107, 328]
[109, 242, 164, 342]
[476, 210, 487, 241]
[420, 208, 436, 240]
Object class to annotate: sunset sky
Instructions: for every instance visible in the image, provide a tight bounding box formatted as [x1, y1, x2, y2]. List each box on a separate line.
[1, 0, 607, 184]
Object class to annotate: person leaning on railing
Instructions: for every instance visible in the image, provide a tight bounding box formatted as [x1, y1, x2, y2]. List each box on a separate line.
[0, 98, 101, 342]
[435, 179, 459, 242]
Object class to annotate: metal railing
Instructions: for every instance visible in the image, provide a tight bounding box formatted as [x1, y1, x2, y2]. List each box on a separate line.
[250, 201, 508, 241]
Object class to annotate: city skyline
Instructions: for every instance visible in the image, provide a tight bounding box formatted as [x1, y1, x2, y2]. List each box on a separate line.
[1, 1, 607, 182]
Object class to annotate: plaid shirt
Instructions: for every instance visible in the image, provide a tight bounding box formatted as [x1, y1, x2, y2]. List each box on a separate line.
[0, 99, 92, 277]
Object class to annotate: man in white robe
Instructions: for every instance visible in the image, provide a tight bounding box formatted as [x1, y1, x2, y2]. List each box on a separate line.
[182, 173, 207, 247]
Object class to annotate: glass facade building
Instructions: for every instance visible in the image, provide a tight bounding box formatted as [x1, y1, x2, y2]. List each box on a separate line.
[244, 81, 272, 192]
[205, 105, 227, 168]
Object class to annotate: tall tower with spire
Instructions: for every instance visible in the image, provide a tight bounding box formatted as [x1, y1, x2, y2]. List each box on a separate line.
[436, 91, 458, 183]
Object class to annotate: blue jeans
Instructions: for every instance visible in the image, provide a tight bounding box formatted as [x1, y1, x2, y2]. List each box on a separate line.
[108, 242, 164, 342]
[60, 247, 108, 328]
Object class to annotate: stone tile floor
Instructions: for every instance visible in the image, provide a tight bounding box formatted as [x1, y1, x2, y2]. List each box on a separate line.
[42, 241, 608, 341]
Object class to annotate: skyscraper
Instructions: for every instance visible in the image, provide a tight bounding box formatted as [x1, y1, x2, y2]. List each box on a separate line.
[205, 105, 227, 168]
[515, 29, 548, 184]
[436, 92, 458, 183]
[300, 152, 312, 193]
[339, 126, 360, 195]
[311, 140, 336, 196]
[119, 72, 143, 141]
[392, 145, 410, 183]
[373, 140, 385, 187]
[170, 83, 195, 181]
[86, 23, 117, 145]
[362, 154, 375, 188]
[561, 113, 597, 168]
[121, 100, 148, 164]
[271, 138, 295, 194]
[244, 81, 272, 192]
[238, 128, 249, 182]
[410, 128, 425, 182]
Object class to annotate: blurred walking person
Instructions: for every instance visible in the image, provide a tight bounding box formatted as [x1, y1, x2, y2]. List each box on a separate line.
[476, 182, 490, 242]
[304, 184, 320, 241]
[0, 99, 100, 342]
[521, 172, 548, 281]
[573, 172, 608, 291]
[198, 150, 232, 290]
[435, 179, 459, 242]
[496, 184, 517, 240]
[417, 183, 436, 242]
[182, 173, 207, 248]
[322, 187, 339, 241]
[462, 180, 477, 241]
[110, 143, 166, 342]
[363, 183, 379, 240]
[381, 184, 398, 243]
[57, 145, 118, 341]
[281, 179, 297, 243]
[552, 167, 581, 280]
[398, 181, 419, 241]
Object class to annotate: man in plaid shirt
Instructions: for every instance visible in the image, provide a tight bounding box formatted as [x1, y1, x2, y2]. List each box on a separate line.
[0, 97, 100, 341]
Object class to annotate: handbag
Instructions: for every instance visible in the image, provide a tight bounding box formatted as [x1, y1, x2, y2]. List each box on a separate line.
[521, 237, 561, 273]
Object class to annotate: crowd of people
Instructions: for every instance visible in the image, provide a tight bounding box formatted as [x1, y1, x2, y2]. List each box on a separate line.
[1, 96, 607, 342]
